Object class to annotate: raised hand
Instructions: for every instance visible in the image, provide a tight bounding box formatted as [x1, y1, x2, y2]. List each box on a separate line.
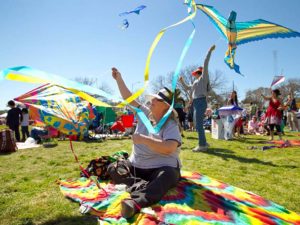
[112, 67, 121, 80]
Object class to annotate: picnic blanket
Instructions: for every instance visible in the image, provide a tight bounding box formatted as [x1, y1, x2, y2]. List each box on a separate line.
[58, 171, 300, 224]
[267, 140, 300, 147]
[16, 142, 41, 150]
[248, 139, 300, 151]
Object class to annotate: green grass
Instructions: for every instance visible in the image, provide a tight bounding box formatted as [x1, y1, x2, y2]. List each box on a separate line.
[0, 130, 299, 225]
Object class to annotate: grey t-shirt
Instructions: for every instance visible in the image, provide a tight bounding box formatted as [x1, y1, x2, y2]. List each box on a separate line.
[183, 48, 213, 99]
[129, 105, 182, 169]
[191, 75, 209, 99]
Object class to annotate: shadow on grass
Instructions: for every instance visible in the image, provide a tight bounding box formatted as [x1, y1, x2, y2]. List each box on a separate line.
[185, 136, 198, 140]
[211, 147, 298, 169]
[105, 137, 131, 141]
[203, 147, 280, 167]
[41, 215, 98, 225]
[0, 152, 16, 156]
[233, 137, 267, 144]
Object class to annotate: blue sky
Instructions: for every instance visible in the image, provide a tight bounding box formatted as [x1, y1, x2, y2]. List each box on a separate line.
[0, 0, 300, 110]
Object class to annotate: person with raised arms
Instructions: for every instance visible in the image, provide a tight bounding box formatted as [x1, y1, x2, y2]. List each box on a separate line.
[179, 45, 216, 151]
[107, 68, 182, 219]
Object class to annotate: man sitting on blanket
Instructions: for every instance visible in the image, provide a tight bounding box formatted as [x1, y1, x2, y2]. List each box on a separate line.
[107, 68, 182, 219]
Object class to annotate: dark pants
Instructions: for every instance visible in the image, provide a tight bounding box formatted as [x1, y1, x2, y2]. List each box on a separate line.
[108, 160, 180, 208]
[21, 126, 30, 141]
[9, 124, 20, 142]
[269, 124, 281, 133]
[30, 129, 48, 143]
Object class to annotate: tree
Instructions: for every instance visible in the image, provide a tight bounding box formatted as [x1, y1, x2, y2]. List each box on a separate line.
[207, 70, 229, 106]
[278, 78, 300, 99]
[74, 77, 97, 87]
[242, 87, 270, 108]
[74, 76, 114, 96]
[0, 110, 7, 115]
[151, 65, 229, 105]
[242, 78, 300, 107]
[97, 82, 114, 95]
[151, 75, 168, 94]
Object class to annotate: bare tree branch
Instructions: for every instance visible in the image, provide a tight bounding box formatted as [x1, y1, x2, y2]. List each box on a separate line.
[74, 76, 114, 97]
[242, 78, 300, 108]
[97, 82, 114, 95]
[74, 77, 97, 87]
[150, 65, 229, 105]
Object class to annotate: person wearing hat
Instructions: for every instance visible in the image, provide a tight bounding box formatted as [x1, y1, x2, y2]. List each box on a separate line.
[261, 89, 284, 140]
[6, 100, 23, 142]
[179, 45, 216, 151]
[108, 68, 182, 219]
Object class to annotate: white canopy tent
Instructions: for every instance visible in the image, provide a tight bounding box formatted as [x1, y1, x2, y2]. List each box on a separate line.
[0, 113, 7, 118]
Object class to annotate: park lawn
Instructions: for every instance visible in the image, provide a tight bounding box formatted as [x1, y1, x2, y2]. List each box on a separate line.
[0, 130, 299, 225]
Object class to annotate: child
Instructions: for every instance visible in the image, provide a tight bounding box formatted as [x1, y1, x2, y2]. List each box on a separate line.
[234, 115, 243, 137]
[248, 116, 260, 135]
[21, 108, 30, 142]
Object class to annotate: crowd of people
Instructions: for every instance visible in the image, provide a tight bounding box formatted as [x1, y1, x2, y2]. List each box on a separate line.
[2, 44, 299, 220]
[208, 89, 299, 140]
[153, 90, 299, 142]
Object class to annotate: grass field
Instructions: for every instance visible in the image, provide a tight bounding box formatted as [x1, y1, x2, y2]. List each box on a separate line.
[0, 129, 299, 225]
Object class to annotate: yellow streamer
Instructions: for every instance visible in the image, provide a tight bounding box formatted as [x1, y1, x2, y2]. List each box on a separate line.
[6, 72, 49, 84]
[116, 1, 197, 108]
[68, 88, 112, 108]
[4, 69, 116, 107]
[2, 1, 197, 112]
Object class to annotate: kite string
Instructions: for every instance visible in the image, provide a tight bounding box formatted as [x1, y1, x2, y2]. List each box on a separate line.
[131, 0, 197, 133]
[68, 138, 108, 197]
[116, 0, 198, 108]
[69, 138, 90, 178]
[0, 0, 197, 134]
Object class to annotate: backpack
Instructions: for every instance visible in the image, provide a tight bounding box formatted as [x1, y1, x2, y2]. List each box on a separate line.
[80, 151, 129, 180]
[80, 156, 112, 180]
[0, 129, 18, 153]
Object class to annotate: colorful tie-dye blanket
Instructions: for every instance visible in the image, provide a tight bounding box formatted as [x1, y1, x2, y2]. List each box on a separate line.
[58, 171, 300, 224]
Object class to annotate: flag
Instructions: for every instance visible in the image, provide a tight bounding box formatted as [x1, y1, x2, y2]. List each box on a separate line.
[271, 75, 285, 87]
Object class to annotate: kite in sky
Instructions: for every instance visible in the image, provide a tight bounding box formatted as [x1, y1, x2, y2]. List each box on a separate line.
[271, 75, 285, 87]
[119, 5, 146, 30]
[119, 5, 146, 17]
[197, 4, 300, 75]
[121, 19, 129, 30]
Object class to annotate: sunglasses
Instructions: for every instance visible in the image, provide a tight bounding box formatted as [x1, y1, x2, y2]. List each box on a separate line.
[154, 98, 164, 102]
